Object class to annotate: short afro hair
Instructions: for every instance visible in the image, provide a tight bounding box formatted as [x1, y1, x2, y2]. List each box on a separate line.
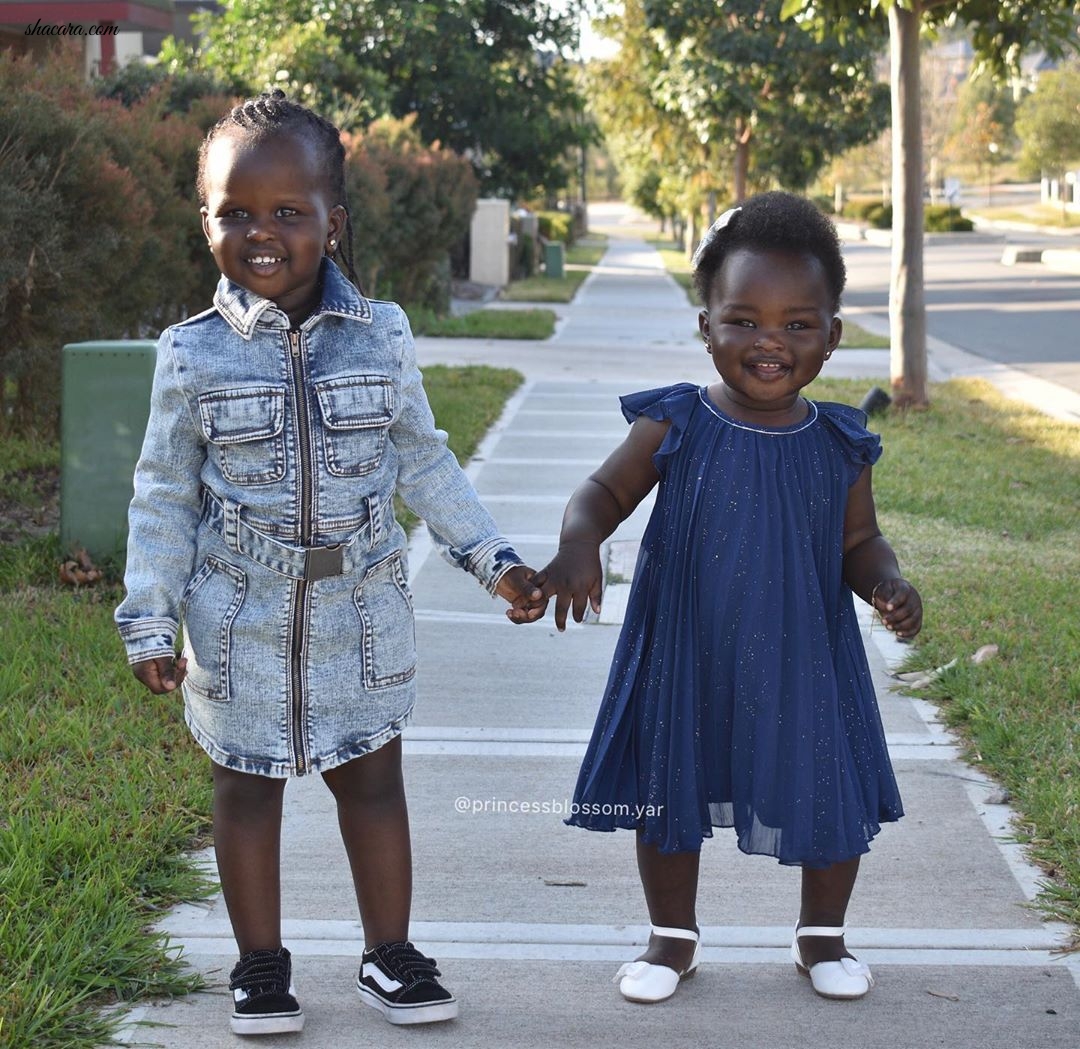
[692, 192, 846, 313]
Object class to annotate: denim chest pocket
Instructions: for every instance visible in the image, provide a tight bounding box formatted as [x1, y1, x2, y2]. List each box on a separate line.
[315, 376, 394, 477]
[198, 386, 287, 485]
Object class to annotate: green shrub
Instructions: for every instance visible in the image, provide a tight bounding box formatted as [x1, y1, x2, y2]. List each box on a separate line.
[867, 202, 893, 229]
[924, 205, 974, 232]
[537, 210, 574, 245]
[847, 202, 973, 232]
[0, 50, 216, 436]
[347, 116, 478, 312]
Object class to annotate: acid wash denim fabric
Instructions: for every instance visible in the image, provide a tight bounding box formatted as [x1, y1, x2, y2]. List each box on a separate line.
[116, 259, 522, 777]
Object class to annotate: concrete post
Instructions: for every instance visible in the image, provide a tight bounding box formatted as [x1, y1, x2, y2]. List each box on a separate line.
[469, 198, 510, 287]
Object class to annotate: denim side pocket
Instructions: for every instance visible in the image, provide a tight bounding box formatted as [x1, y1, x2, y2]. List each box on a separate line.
[315, 375, 393, 477]
[353, 552, 416, 690]
[198, 386, 287, 485]
[180, 556, 246, 702]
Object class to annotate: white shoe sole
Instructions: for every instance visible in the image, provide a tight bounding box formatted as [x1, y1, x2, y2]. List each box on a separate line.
[230, 1010, 305, 1035]
[356, 982, 459, 1024]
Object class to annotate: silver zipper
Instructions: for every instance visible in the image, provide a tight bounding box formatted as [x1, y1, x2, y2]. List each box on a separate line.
[288, 329, 311, 775]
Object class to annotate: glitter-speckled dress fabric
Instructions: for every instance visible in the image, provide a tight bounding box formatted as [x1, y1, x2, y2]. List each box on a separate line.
[567, 383, 903, 866]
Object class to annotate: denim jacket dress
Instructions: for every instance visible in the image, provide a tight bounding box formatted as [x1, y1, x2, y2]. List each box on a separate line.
[116, 260, 521, 776]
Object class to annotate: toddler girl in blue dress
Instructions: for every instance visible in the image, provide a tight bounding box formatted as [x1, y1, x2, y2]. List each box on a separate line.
[532, 192, 922, 1004]
[116, 92, 541, 1035]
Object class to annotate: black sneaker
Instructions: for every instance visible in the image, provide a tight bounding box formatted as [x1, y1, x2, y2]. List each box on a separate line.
[228, 946, 305, 1035]
[356, 940, 458, 1024]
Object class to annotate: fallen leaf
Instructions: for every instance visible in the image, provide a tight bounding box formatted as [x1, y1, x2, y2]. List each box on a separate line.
[542, 879, 587, 887]
[892, 659, 957, 688]
[925, 989, 960, 1002]
[971, 644, 999, 665]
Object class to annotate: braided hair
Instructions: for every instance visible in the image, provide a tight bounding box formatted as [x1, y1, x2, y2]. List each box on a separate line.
[197, 89, 363, 293]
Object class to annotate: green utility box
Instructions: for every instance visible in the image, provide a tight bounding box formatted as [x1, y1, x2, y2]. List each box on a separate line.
[543, 241, 565, 280]
[61, 340, 157, 564]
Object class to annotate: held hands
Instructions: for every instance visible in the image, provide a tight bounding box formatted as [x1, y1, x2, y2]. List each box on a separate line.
[132, 655, 188, 694]
[529, 540, 603, 632]
[496, 565, 547, 624]
[871, 578, 923, 639]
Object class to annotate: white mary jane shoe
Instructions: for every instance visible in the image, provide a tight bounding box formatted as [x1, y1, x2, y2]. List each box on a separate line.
[791, 925, 874, 1000]
[614, 925, 700, 1003]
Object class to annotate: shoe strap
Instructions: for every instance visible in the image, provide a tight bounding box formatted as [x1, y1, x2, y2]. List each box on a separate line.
[796, 925, 846, 939]
[651, 925, 699, 943]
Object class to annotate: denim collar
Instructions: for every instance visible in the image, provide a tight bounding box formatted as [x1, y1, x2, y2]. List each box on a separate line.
[213, 258, 373, 339]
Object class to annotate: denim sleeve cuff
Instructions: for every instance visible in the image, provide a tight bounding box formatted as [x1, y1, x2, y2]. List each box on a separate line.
[434, 534, 522, 596]
[118, 617, 178, 665]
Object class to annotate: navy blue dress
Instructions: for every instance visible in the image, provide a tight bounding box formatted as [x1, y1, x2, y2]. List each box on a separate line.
[567, 384, 903, 867]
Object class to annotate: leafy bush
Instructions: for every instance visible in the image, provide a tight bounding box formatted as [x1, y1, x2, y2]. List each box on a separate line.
[0, 54, 482, 436]
[537, 210, 575, 245]
[924, 205, 974, 232]
[345, 116, 478, 312]
[845, 201, 973, 232]
[866, 202, 892, 229]
[0, 50, 218, 435]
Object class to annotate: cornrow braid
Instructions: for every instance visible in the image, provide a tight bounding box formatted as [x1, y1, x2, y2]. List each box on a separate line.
[197, 89, 364, 294]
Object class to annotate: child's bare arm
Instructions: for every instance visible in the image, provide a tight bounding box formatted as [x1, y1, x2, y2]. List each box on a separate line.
[535, 416, 669, 631]
[842, 465, 922, 638]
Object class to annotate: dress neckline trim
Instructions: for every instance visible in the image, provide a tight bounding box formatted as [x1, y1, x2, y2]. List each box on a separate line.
[697, 387, 818, 435]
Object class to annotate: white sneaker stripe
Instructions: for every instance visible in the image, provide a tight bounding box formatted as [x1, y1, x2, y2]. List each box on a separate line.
[362, 961, 404, 994]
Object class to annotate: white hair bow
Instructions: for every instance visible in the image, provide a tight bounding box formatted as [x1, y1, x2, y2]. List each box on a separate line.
[690, 206, 742, 268]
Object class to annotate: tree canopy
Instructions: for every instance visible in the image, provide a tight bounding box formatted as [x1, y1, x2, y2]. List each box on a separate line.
[161, 0, 593, 200]
[589, 0, 889, 216]
[1016, 59, 1080, 183]
[783, 0, 1080, 405]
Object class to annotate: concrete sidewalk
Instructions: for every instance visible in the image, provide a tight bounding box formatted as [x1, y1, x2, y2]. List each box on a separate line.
[125, 202, 1080, 1048]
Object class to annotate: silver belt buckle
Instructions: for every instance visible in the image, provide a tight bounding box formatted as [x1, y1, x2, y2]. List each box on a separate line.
[304, 544, 344, 581]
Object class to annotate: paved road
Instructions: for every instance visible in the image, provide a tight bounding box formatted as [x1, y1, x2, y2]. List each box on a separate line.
[842, 236, 1080, 393]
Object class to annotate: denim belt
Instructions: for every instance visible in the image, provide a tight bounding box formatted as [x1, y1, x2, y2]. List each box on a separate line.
[200, 489, 393, 581]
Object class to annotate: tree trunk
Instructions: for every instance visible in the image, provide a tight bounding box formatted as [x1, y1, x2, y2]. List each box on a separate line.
[888, 2, 929, 406]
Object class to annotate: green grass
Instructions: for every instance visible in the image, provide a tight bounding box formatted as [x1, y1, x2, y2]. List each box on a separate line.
[410, 306, 555, 340]
[0, 364, 524, 1047]
[966, 203, 1080, 229]
[501, 269, 590, 303]
[838, 319, 890, 349]
[499, 234, 609, 303]
[807, 376, 1080, 942]
[566, 238, 607, 267]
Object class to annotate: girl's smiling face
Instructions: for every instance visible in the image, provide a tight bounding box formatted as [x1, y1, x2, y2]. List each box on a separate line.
[201, 130, 345, 327]
[699, 247, 842, 423]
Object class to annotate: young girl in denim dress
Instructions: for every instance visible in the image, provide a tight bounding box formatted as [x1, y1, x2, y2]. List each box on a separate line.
[531, 193, 922, 1005]
[116, 91, 540, 1035]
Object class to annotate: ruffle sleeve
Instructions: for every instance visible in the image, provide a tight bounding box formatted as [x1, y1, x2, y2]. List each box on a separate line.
[619, 382, 700, 476]
[815, 401, 883, 484]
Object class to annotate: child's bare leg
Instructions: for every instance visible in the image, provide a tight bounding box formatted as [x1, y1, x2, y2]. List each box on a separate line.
[798, 855, 861, 966]
[212, 763, 287, 954]
[321, 735, 411, 947]
[634, 832, 700, 969]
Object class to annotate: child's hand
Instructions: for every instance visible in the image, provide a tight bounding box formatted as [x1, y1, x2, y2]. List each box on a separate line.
[872, 579, 922, 639]
[532, 541, 603, 632]
[496, 566, 547, 624]
[132, 655, 188, 694]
